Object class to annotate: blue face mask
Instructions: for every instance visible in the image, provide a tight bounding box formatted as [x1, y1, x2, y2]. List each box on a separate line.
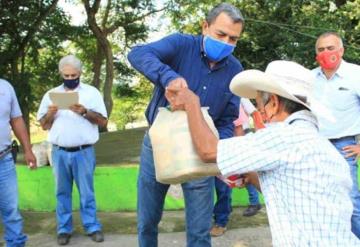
[203, 35, 235, 62]
[63, 77, 80, 89]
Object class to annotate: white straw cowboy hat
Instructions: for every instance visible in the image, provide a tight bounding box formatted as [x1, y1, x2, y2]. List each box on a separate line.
[229, 60, 335, 121]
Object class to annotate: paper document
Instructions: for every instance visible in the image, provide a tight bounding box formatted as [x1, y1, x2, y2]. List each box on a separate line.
[49, 91, 79, 109]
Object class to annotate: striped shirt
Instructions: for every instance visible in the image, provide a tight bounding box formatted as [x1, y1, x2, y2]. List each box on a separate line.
[217, 110, 359, 246]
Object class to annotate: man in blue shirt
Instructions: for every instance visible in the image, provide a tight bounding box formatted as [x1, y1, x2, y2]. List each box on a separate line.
[312, 32, 360, 239]
[128, 3, 244, 246]
[0, 78, 37, 247]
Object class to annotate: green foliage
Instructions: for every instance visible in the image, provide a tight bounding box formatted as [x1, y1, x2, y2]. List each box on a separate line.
[166, 0, 360, 70]
[111, 76, 153, 129]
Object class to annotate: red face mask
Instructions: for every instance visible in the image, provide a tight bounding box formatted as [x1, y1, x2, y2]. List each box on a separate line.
[316, 50, 341, 70]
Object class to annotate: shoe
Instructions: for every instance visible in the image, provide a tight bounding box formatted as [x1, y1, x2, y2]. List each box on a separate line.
[88, 231, 104, 242]
[210, 224, 226, 237]
[243, 204, 262, 217]
[57, 233, 71, 245]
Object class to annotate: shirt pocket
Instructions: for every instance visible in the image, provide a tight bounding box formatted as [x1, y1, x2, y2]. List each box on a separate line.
[331, 89, 355, 111]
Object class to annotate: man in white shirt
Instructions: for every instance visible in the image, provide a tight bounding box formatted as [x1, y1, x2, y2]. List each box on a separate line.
[166, 60, 360, 246]
[312, 32, 360, 238]
[37, 55, 108, 245]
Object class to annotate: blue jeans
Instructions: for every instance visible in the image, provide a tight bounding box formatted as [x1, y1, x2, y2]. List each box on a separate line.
[52, 146, 102, 235]
[137, 133, 213, 247]
[330, 136, 360, 238]
[213, 177, 232, 227]
[0, 153, 27, 247]
[246, 184, 259, 205]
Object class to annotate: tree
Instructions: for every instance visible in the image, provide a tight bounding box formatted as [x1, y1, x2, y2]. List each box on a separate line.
[166, 0, 359, 70]
[0, 0, 70, 128]
[82, 0, 164, 122]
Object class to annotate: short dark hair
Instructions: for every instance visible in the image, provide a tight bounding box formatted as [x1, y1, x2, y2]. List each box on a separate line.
[206, 3, 244, 25]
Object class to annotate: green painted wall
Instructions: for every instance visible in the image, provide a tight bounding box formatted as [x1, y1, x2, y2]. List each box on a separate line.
[17, 166, 263, 212]
[17, 162, 360, 212]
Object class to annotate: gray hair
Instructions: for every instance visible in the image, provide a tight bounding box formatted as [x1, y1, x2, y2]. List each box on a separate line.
[259, 91, 308, 114]
[58, 55, 82, 74]
[315, 31, 344, 52]
[206, 3, 244, 25]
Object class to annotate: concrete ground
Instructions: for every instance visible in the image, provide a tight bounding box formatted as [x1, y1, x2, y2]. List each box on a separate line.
[0, 207, 271, 247]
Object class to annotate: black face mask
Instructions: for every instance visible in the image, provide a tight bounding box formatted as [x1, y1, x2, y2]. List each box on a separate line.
[63, 77, 80, 89]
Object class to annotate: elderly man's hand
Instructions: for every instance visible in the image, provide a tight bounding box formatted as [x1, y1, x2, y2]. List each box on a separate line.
[69, 104, 87, 116]
[47, 105, 58, 117]
[165, 87, 199, 111]
[165, 77, 188, 110]
[343, 144, 360, 160]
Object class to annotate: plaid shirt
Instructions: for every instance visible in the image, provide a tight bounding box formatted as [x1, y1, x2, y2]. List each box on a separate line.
[217, 110, 360, 246]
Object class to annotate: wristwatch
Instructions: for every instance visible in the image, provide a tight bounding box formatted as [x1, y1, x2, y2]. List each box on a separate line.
[82, 109, 88, 117]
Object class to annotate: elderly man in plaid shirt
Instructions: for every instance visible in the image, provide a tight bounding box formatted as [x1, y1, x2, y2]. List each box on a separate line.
[166, 60, 360, 246]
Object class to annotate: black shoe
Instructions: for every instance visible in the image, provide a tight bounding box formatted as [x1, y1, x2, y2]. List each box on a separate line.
[89, 231, 104, 242]
[243, 204, 262, 217]
[57, 233, 71, 245]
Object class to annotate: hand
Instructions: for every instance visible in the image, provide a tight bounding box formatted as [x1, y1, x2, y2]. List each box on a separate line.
[24, 150, 37, 169]
[165, 77, 188, 110]
[165, 87, 199, 111]
[343, 144, 360, 160]
[47, 105, 58, 117]
[217, 174, 247, 188]
[69, 104, 87, 116]
[241, 172, 259, 186]
[167, 77, 188, 89]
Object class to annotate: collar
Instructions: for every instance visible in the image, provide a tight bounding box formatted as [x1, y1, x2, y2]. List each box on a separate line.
[315, 59, 347, 80]
[284, 110, 318, 129]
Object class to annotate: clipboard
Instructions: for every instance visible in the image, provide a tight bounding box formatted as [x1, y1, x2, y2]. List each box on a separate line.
[49, 91, 79, 109]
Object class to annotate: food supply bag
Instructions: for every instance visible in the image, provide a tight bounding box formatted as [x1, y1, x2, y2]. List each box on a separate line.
[149, 107, 220, 184]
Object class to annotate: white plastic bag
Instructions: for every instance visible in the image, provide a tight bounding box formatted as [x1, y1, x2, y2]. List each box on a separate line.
[32, 141, 50, 167]
[149, 107, 220, 184]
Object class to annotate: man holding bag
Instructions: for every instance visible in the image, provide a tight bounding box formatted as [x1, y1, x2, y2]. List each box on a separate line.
[128, 3, 244, 246]
[166, 60, 360, 246]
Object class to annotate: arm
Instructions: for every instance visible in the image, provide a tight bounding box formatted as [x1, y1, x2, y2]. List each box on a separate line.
[10, 117, 36, 169]
[69, 104, 108, 128]
[166, 87, 218, 163]
[39, 105, 57, 130]
[127, 33, 185, 88]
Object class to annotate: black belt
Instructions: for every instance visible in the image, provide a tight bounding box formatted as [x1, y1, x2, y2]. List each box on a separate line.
[0, 145, 12, 160]
[329, 136, 356, 143]
[55, 144, 92, 152]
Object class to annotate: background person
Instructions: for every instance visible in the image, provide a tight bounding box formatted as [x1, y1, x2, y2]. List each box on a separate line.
[312, 31, 360, 238]
[0, 78, 36, 247]
[37, 55, 107, 245]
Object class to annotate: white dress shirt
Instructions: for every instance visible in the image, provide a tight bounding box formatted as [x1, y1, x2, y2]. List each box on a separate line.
[217, 110, 359, 246]
[37, 82, 107, 147]
[312, 60, 360, 139]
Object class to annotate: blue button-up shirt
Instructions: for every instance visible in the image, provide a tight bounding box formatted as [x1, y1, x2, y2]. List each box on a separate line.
[312, 60, 360, 139]
[128, 33, 243, 139]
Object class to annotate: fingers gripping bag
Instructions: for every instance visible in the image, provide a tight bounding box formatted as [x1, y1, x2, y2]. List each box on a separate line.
[149, 107, 220, 184]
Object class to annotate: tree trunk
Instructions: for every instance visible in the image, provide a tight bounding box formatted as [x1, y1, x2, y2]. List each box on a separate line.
[84, 0, 115, 128]
[91, 41, 104, 89]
